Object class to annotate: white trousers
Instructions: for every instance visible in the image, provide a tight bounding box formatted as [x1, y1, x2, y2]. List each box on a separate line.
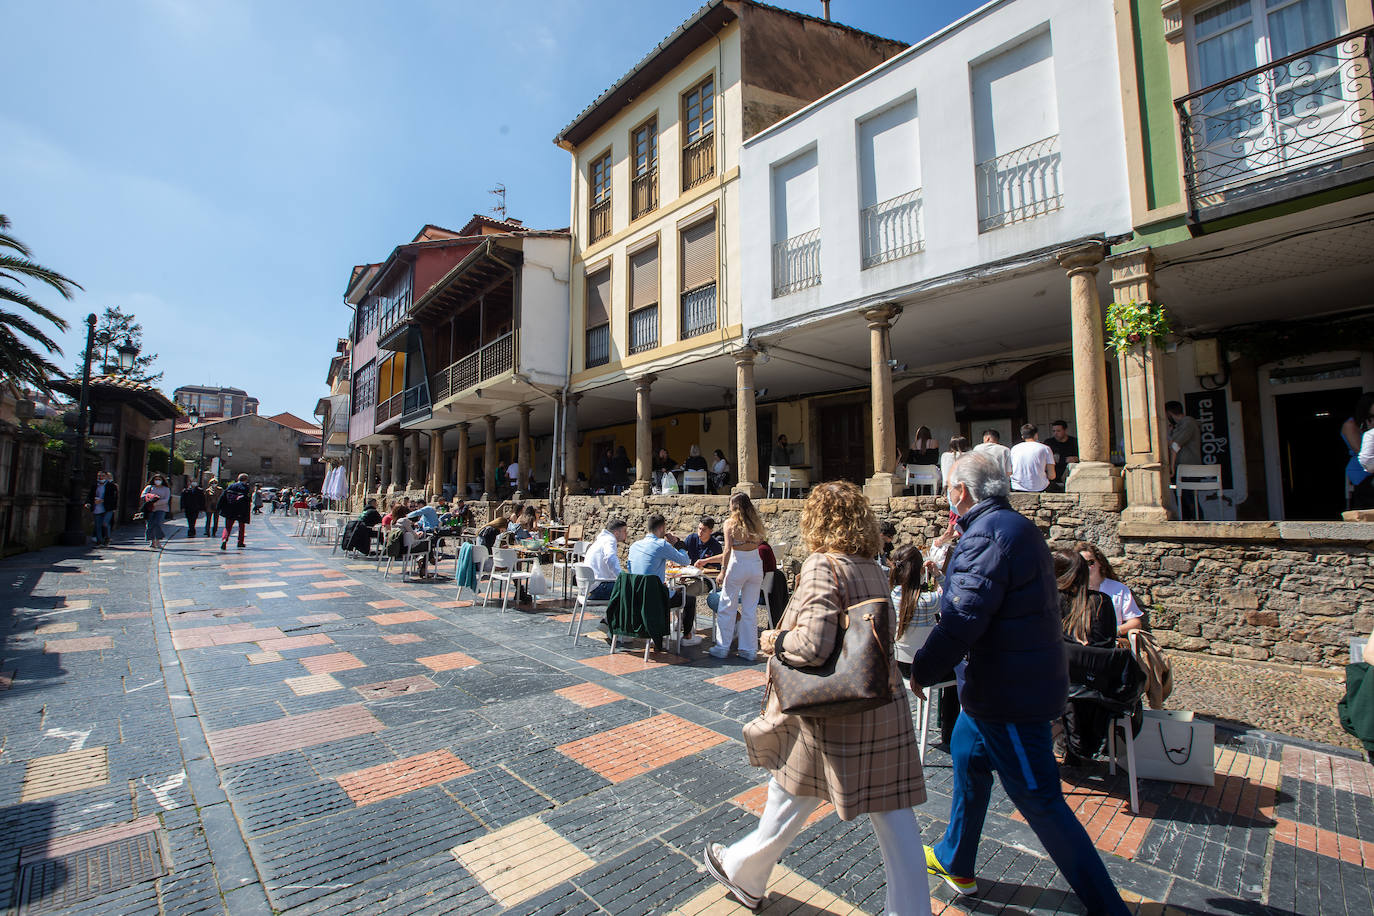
[715, 548, 762, 655]
[720, 778, 932, 916]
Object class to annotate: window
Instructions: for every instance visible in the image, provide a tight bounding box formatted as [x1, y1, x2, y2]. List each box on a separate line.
[588, 150, 613, 242]
[859, 98, 923, 267]
[682, 77, 716, 190]
[1191, 0, 1339, 89]
[628, 244, 659, 354]
[772, 150, 821, 296]
[260, 457, 273, 471]
[352, 360, 376, 413]
[679, 217, 717, 339]
[631, 118, 659, 219]
[586, 267, 612, 368]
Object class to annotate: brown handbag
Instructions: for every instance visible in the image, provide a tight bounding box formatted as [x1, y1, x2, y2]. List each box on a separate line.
[764, 556, 896, 718]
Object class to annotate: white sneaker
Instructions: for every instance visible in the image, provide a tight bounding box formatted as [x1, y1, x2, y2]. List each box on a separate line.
[681, 636, 703, 646]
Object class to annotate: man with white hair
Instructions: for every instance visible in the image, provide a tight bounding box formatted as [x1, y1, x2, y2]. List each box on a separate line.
[909, 451, 1128, 914]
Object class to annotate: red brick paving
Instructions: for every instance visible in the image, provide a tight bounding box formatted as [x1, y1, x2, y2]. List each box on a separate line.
[369, 610, 437, 625]
[300, 591, 351, 601]
[19, 814, 160, 863]
[707, 669, 768, 692]
[555, 683, 625, 708]
[578, 651, 685, 676]
[1283, 745, 1374, 798]
[298, 613, 343, 624]
[206, 705, 384, 764]
[557, 713, 727, 783]
[101, 611, 151, 620]
[256, 634, 334, 652]
[300, 652, 365, 674]
[171, 625, 286, 650]
[367, 599, 407, 610]
[1011, 773, 1157, 860]
[1275, 818, 1374, 867]
[336, 750, 472, 806]
[732, 782, 834, 827]
[382, 633, 423, 644]
[354, 675, 438, 700]
[432, 600, 473, 608]
[42, 636, 114, 654]
[416, 652, 480, 672]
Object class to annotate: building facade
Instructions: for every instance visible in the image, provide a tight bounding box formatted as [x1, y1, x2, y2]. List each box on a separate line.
[172, 385, 259, 419]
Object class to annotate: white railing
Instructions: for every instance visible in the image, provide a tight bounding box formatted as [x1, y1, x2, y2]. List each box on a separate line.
[772, 228, 821, 297]
[628, 306, 658, 354]
[861, 189, 923, 268]
[976, 134, 1062, 232]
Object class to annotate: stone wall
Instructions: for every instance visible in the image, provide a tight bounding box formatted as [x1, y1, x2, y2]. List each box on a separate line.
[560, 494, 1373, 667]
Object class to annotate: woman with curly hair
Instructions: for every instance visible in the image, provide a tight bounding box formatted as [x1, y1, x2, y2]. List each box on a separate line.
[710, 492, 767, 660]
[704, 481, 930, 914]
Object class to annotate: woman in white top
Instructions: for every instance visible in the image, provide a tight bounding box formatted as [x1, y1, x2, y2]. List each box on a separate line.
[939, 436, 971, 492]
[711, 493, 766, 661]
[710, 449, 731, 494]
[140, 475, 172, 549]
[1076, 541, 1144, 635]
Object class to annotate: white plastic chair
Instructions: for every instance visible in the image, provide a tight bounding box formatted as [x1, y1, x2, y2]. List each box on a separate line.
[483, 547, 532, 612]
[682, 470, 709, 494]
[383, 534, 429, 581]
[552, 540, 589, 600]
[569, 563, 613, 644]
[1174, 464, 1229, 520]
[768, 466, 806, 498]
[756, 570, 775, 629]
[453, 543, 488, 601]
[902, 624, 958, 764]
[904, 464, 942, 495]
[1107, 715, 1141, 814]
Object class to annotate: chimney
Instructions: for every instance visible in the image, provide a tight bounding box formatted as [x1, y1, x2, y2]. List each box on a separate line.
[821, 0, 831, 20]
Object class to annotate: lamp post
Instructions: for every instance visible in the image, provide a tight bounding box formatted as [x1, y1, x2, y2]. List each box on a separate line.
[60, 314, 98, 546]
[187, 407, 202, 481]
[213, 434, 224, 479]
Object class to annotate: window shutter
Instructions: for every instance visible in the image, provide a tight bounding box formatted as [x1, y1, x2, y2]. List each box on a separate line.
[630, 246, 659, 310]
[680, 219, 717, 291]
[586, 268, 611, 326]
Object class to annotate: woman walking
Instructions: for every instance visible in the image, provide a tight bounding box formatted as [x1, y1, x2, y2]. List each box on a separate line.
[709, 492, 766, 661]
[140, 474, 171, 549]
[705, 481, 931, 914]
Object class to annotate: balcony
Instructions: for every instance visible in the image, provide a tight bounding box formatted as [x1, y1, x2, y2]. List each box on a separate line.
[976, 134, 1063, 232]
[682, 133, 715, 191]
[632, 168, 659, 220]
[861, 188, 924, 268]
[680, 282, 718, 339]
[375, 392, 402, 427]
[772, 229, 822, 297]
[401, 379, 430, 424]
[430, 332, 516, 404]
[628, 306, 659, 354]
[588, 198, 612, 243]
[1177, 29, 1374, 217]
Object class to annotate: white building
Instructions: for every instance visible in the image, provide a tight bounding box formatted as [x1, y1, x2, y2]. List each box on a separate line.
[736, 0, 1135, 499]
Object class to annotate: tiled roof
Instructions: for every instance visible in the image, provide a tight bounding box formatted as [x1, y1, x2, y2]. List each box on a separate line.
[50, 375, 180, 421]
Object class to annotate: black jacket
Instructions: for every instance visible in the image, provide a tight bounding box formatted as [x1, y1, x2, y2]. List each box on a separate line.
[87, 481, 119, 515]
[217, 482, 253, 523]
[910, 496, 1068, 723]
[181, 486, 206, 514]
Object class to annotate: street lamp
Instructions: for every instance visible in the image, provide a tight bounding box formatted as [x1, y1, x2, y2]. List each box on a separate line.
[116, 338, 138, 374]
[60, 314, 98, 546]
[188, 407, 205, 481]
[213, 434, 223, 480]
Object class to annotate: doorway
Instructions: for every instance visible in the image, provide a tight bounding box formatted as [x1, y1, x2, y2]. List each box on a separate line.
[1274, 387, 1359, 520]
[818, 403, 866, 484]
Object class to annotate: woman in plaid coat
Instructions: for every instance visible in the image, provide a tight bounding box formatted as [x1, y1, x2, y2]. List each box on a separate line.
[705, 481, 931, 915]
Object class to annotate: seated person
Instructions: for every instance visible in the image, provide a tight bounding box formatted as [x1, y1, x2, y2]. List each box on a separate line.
[684, 445, 709, 472]
[392, 503, 432, 577]
[628, 514, 691, 651]
[358, 499, 382, 527]
[679, 516, 723, 646]
[1055, 550, 1120, 765]
[710, 449, 730, 493]
[583, 519, 628, 600]
[877, 520, 897, 566]
[1076, 541, 1146, 635]
[408, 503, 441, 532]
[477, 517, 508, 552]
[509, 506, 538, 541]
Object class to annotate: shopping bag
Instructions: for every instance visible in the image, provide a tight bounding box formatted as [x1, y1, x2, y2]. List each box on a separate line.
[528, 562, 549, 597]
[1123, 709, 1214, 787]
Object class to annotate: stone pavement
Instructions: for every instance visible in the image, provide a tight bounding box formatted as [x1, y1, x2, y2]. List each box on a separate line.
[2, 512, 1372, 915]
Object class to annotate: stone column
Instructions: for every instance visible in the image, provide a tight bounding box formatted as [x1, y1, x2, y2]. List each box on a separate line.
[1110, 249, 1171, 521]
[482, 415, 498, 501]
[391, 435, 405, 491]
[863, 304, 904, 502]
[406, 432, 422, 491]
[563, 393, 582, 495]
[455, 422, 469, 501]
[428, 430, 444, 498]
[1058, 242, 1123, 495]
[379, 441, 392, 493]
[515, 404, 532, 500]
[733, 348, 764, 497]
[630, 374, 656, 496]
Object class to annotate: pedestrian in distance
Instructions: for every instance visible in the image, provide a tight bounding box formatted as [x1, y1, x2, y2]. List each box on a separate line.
[909, 451, 1130, 914]
[181, 479, 206, 538]
[140, 474, 171, 550]
[706, 480, 931, 914]
[217, 473, 253, 551]
[86, 469, 118, 547]
[710, 493, 766, 661]
[203, 478, 223, 537]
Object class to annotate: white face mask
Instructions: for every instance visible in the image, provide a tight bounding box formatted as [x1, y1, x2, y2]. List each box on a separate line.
[154, 479, 164, 486]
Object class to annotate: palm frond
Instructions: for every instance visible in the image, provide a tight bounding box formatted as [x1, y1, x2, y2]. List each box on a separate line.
[0, 286, 70, 331]
[0, 308, 65, 354]
[0, 254, 80, 299]
[0, 230, 33, 258]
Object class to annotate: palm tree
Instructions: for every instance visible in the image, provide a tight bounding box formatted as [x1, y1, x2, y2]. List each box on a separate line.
[1, 213, 80, 394]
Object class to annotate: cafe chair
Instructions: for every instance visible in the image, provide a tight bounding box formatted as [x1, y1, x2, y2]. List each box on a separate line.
[768, 466, 807, 499]
[482, 547, 533, 612]
[570, 563, 614, 645]
[904, 464, 942, 496]
[682, 470, 709, 494]
[1173, 464, 1230, 520]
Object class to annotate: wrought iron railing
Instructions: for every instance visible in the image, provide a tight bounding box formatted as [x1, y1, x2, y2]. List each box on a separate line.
[861, 188, 924, 268]
[632, 168, 658, 220]
[1176, 28, 1374, 210]
[401, 379, 430, 420]
[375, 392, 402, 426]
[628, 306, 659, 354]
[586, 324, 610, 368]
[588, 198, 612, 243]
[976, 134, 1062, 232]
[682, 133, 716, 191]
[772, 229, 822, 297]
[680, 282, 718, 339]
[431, 332, 516, 402]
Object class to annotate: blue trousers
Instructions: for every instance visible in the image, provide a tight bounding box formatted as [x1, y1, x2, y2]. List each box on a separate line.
[92, 511, 112, 543]
[936, 712, 1129, 916]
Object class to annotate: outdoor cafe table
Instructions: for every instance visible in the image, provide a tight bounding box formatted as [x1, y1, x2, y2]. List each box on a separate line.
[516, 542, 574, 599]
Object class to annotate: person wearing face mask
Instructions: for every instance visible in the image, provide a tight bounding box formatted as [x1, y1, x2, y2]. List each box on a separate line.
[909, 452, 1128, 914]
[86, 470, 119, 546]
[140, 474, 172, 550]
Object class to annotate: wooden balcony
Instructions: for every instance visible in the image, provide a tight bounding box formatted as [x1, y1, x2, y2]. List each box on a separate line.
[430, 332, 516, 403]
[588, 198, 612, 243]
[632, 168, 658, 220]
[682, 133, 715, 191]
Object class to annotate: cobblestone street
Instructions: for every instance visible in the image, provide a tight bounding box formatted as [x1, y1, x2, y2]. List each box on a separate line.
[3, 513, 1372, 915]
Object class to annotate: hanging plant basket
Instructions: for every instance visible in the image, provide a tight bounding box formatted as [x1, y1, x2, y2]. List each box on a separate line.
[1105, 299, 1172, 353]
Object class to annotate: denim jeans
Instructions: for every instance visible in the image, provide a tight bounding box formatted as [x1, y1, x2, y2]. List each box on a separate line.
[92, 511, 112, 544]
[145, 510, 166, 543]
[935, 712, 1129, 915]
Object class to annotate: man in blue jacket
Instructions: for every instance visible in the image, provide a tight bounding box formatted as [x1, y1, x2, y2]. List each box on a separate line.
[910, 452, 1128, 915]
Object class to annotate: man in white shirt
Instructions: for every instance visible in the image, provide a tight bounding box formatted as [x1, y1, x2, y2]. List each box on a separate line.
[583, 519, 627, 600]
[972, 429, 1012, 477]
[1009, 424, 1056, 492]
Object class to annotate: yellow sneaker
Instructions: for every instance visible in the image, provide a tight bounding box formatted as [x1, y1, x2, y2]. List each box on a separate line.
[925, 845, 977, 895]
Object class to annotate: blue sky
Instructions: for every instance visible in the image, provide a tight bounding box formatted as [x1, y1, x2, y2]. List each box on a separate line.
[4, 0, 985, 417]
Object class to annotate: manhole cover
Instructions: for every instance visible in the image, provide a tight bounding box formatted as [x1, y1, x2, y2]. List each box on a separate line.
[17, 832, 166, 914]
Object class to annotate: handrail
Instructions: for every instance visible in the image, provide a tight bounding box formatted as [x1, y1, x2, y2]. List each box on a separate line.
[1175, 27, 1373, 106]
